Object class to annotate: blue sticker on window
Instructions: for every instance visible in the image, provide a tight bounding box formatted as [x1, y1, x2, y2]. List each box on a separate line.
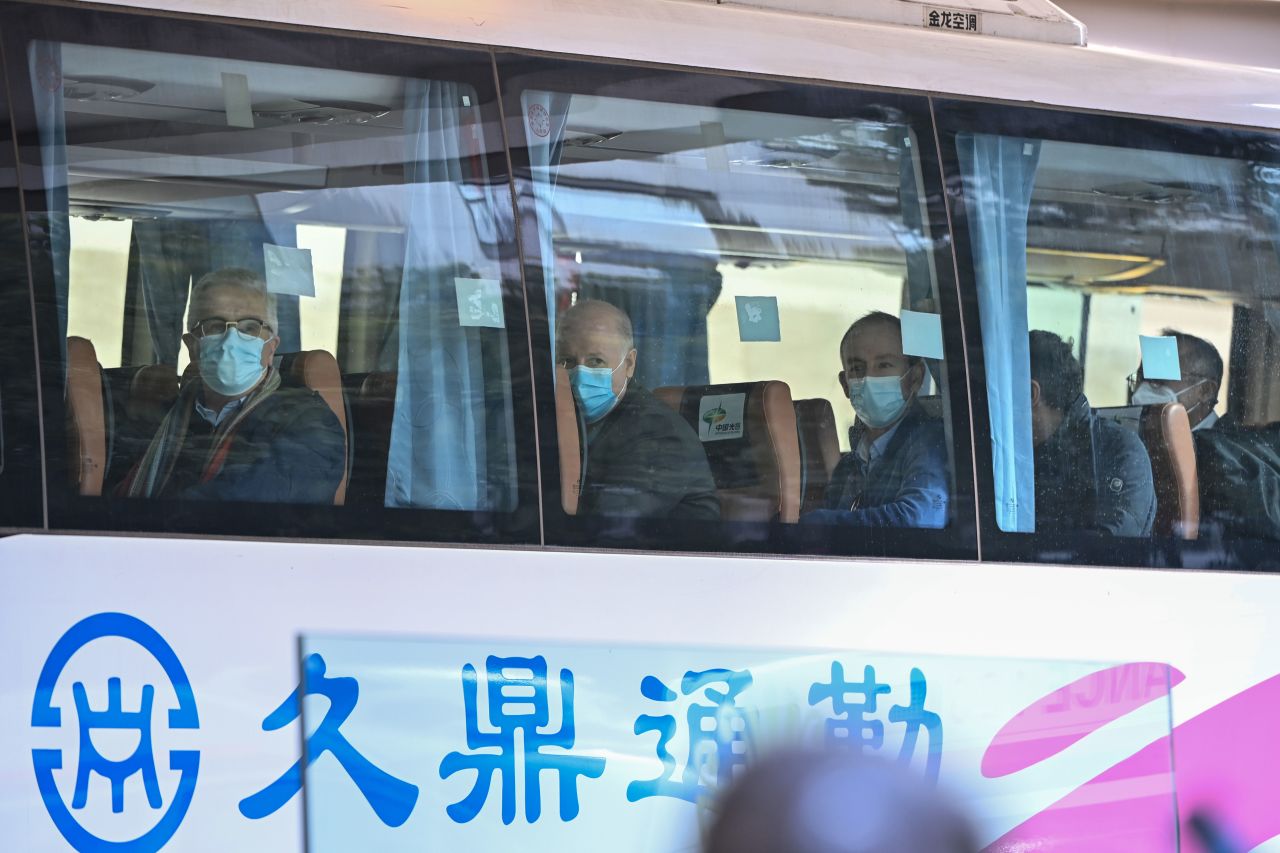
[735, 296, 780, 342]
[1140, 335, 1181, 381]
[901, 310, 944, 360]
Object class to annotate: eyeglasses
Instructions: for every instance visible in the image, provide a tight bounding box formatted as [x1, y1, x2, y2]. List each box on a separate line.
[1126, 370, 1209, 396]
[191, 317, 272, 339]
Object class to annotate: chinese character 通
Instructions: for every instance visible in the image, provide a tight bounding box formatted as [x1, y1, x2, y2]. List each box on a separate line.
[439, 656, 605, 824]
[627, 668, 753, 804]
[239, 653, 419, 826]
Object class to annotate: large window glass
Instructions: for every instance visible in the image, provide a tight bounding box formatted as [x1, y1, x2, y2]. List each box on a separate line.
[503, 61, 973, 556]
[6, 7, 537, 542]
[941, 102, 1280, 568]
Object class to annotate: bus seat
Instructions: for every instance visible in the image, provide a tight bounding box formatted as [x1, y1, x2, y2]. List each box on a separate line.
[102, 364, 179, 491]
[654, 380, 801, 523]
[794, 398, 841, 514]
[278, 350, 350, 505]
[916, 394, 944, 419]
[1141, 401, 1199, 540]
[346, 371, 397, 504]
[66, 336, 107, 496]
[555, 367, 582, 515]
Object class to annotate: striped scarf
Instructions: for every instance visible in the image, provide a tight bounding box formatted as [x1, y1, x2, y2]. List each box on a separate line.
[125, 368, 282, 498]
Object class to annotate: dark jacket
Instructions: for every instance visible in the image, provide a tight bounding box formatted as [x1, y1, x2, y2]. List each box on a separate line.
[1034, 394, 1155, 537]
[801, 401, 949, 528]
[1194, 420, 1280, 541]
[580, 384, 720, 520]
[162, 386, 345, 504]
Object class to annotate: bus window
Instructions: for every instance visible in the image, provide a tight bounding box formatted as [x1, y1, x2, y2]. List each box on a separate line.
[939, 101, 1280, 566]
[7, 6, 537, 544]
[502, 60, 973, 557]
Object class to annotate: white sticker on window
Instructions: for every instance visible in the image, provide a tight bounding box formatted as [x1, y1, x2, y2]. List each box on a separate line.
[221, 72, 254, 129]
[262, 244, 315, 297]
[900, 310, 944, 360]
[698, 393, 746, 442]
[455, 278, 505, 329]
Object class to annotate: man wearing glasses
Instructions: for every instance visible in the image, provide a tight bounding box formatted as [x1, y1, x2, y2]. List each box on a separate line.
[122, 267, 344, 503]
[1128, 329, 1224, 431]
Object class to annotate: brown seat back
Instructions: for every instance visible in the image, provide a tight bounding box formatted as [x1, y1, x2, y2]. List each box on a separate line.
[347, 371, 397, 504]
[654, 380, 801, 523]
[1140, 401, 1199, 539]
[65, 336, 107, 496]
[555, 366, 582, 515]
[280, 350, 349, 505]
[794, 398, 842, 514]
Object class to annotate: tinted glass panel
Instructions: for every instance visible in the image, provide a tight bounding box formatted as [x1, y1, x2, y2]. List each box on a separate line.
[5, 6, 538, 543]
[0, 58, 43, 530]
[502, 59, 975, 558]
[938, 100, 1280, 569]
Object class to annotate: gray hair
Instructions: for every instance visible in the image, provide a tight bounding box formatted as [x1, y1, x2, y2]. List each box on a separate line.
[188, 267, 279, 332]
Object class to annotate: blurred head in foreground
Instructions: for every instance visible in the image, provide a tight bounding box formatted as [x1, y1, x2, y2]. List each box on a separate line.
[705, 749, 977, 853]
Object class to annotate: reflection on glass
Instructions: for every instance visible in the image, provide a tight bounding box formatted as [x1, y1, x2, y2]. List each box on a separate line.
[297, 632, 1177, 852]
[522, 90, 953, 529]
[31, 40, 521, 512]
[960, 131, 1280, 542]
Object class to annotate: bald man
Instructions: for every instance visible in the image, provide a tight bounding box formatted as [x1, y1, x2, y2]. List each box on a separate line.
[556, 300, 719, 520]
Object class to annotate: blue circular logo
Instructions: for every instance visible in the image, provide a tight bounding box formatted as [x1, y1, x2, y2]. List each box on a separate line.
[32, 612, 199, 853]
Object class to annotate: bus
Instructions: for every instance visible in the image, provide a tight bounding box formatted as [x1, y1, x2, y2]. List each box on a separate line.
[2, 0, 1279, 850]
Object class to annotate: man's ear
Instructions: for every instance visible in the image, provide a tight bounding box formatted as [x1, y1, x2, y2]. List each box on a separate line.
[1029, 379, 1042, 408]
[838, 370, 849, 399]
[623, 347, 637, 379]
[904, 360, 927, 397]
[182, 332, 198, 364]
[261, 335, 280, 368]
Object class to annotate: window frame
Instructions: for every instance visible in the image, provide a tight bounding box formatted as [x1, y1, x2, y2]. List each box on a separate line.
[498, 53, 980, 560]
[0, 45, 45, 532]
[1, 0, 543, 545]
[932, 96, 1280, 571]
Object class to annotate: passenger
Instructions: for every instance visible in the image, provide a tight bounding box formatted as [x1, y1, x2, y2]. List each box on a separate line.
[705, 748, 977, 853]
[1031, 330, 1155, 536]
[556, 299, 719, 520]
[1129, 328, 1224, 430]
[802, 311, 948, 528]
[122, 268, 344, 503]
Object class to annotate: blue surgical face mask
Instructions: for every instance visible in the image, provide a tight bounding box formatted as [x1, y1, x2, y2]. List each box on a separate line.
[198, 328, 268, 396]
[569, 356, 627, 423]
[848, 373, 910, 430]
[1130, 379, 1204, 407]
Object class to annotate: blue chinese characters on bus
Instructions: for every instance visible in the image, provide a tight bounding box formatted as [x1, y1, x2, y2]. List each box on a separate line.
[240, 652, 419, 826]
[627, 668, 754, 803]
[440, 655, 606, 824]
[31, 612, 199, 853]
[809, 663, 943, 782]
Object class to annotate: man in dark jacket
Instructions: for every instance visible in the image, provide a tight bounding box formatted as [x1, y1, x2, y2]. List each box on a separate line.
[557, 300, 719, 520]
[124, 268, 344, 504]
[1030, 330, 1155, 537]
[802, 311, 949, 528]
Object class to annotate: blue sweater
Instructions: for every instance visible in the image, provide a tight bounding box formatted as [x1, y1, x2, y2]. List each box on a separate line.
[801, 404, 949, 529]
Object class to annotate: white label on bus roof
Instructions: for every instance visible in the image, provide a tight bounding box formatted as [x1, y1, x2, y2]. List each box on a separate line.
[923, 7, 981, 33]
